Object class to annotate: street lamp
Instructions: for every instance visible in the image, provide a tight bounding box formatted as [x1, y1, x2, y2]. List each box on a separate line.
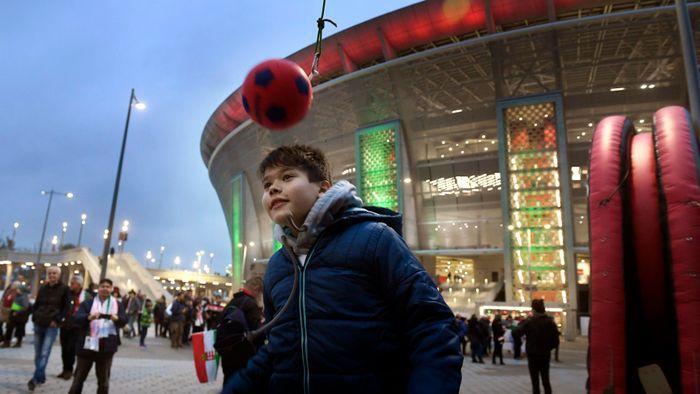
[51, 235, 58, 252]
[118, 220, 129, 253]
[209, 252, 214, 265]
[146, 250, 153, 268]
[77, 214, 87, 246]
[11, 222, 19, 243]
[158, 246, 165, 269]
[34, 190, 73, 293]
[174, 256, 181, 270]
[59, 221, 68, 249]
[99, 88, 146, 280]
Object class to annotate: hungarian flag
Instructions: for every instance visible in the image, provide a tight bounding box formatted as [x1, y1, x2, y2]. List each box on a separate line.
[192, 330, 219, 383]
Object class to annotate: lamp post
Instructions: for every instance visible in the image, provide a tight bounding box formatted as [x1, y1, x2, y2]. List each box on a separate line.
[59, 222, 68, 249]
[99, 88, 145, 280]
[158, 246, 165, 269]
[77, 214, 87, 246]
[146, 250, 153, 268]
[11, 222, 19, 243]
[33, 190, 73, 295]
[174, 256, 181, 270]
[117, 220, 129, 253]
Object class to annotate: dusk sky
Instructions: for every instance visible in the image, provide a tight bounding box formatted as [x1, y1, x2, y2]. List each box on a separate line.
[0, 0, 417, 274]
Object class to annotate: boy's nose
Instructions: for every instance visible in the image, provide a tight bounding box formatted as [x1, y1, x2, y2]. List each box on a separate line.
[268, 182, 282, 194]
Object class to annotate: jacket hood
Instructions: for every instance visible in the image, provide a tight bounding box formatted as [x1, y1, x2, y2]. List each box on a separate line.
[274, 180, 402, 255]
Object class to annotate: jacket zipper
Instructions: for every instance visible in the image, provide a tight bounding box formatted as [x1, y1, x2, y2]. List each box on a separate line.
[298, 247, 316, 394]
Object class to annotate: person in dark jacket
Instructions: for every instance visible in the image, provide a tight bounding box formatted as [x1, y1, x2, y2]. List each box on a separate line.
[513, 299, 560, 394]
[479, 315, 492, 356]
[58, 275, 92, 380]
[28, 266, 70, 392]
[455, 314, 468, 355]
[512, 317, 523, 359]
[467, 314, 485, 363]
[219, 276, 264, 386]
[68, 278, 127, 394]
[224, 145, 462, 394]
[491, 314, 506, 365]
[168, 292, 185, 349]
[153, 295, 166, 337]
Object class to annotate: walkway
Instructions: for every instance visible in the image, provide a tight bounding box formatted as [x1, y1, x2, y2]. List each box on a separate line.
[0, 333, 588, 393]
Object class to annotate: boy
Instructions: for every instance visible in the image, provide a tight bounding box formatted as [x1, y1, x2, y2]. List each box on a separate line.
[224, 145, 462, 394]
[139, 299, 153, 348]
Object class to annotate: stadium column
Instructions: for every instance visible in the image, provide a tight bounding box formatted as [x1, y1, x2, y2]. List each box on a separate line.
[231, 174, 243, 290]
[497, 94, 577, 340]
[355, 121, 403, 216]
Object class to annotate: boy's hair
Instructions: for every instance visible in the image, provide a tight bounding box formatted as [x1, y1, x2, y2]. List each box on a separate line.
[258, 145, 331, 184]
[99, 278, 113, 286]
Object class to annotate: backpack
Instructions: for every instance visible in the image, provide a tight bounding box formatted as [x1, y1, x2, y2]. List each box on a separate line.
[214, 297, 256, 368]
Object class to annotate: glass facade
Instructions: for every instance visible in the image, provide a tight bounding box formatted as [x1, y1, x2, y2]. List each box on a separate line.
[204, 7, 690, 338]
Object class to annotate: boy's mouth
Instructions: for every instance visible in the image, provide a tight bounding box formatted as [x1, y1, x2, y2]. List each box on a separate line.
[269, 199, 288, 210]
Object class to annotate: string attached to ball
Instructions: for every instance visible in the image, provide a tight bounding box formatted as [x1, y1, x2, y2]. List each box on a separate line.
[241, 0, 336, 130]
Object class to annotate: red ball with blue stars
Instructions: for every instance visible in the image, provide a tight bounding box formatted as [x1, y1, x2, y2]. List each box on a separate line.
[241, 59, 313, 130]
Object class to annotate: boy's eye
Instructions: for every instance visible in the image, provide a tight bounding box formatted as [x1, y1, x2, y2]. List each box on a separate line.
[282, 174, 293, 181]
[263, 182, 271, 190]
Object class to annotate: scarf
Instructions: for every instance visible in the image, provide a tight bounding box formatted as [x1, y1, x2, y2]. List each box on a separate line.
[273, 180, 363, 255]
[72, 289, 88, 315]
[89, 295, 118, 343]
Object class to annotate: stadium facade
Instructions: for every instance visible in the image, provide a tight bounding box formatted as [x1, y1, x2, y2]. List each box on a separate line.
[201, 0, 700, 338]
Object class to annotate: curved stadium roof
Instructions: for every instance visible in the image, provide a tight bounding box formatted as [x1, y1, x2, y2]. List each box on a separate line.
[200, 0, 646, 165]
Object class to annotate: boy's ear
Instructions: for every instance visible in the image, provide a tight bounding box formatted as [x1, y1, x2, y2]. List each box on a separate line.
[319, 180, 331, 193]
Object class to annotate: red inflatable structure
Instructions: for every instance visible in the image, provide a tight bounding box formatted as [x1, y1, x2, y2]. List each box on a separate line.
[588, 116, 633, 393]
[588, 106, 700, 393]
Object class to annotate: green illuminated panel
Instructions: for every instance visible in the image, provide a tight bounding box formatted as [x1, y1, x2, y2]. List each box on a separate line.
[508, 152, 558, 171]
[512, 209, 562, 228]
[231, 176, 242, 288]
[355, 121, 401, 212]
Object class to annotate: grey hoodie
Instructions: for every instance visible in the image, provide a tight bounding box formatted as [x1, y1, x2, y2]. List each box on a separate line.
[273, 180, 363, 255]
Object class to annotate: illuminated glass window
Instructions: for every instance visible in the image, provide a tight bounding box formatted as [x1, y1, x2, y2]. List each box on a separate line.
[355, 121, 402, 212]
[502, 101, 570, 303]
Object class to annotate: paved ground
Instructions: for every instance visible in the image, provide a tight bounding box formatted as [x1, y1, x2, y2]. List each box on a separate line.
[0, 331, 588, 393]
[459, 338, 588, 394]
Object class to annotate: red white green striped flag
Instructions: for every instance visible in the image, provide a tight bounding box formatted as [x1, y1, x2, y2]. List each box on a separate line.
[192, 330, 219, 383]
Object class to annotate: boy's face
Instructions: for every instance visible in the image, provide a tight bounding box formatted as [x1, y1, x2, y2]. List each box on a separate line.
[262, 166, 329, 229]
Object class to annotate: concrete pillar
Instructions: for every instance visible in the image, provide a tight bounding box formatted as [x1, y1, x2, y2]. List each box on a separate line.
[83, 269, 91, 290]
[4, 263, 12, 289]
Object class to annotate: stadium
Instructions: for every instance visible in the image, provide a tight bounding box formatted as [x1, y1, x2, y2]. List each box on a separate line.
[200, 0, 700, 338]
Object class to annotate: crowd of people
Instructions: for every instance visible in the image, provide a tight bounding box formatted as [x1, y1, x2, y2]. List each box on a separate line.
[0, 266, 240, 393]
[453, 300, 561, 394]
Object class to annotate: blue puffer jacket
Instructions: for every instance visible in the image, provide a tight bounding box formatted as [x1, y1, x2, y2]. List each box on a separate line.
[225, 196, 462, 393]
